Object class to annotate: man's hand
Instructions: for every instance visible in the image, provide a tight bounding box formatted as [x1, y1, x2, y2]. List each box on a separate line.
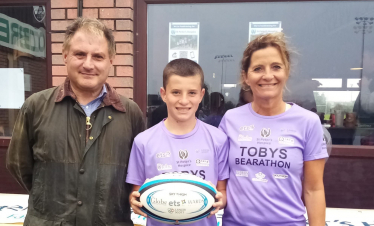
[130, 185, 147, 218]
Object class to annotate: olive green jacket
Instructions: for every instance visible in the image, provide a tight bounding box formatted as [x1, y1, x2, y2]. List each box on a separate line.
[6, 79, 145, 226]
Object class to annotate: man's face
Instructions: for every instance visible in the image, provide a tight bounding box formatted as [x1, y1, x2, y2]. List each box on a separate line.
[63, 30, 113, 93]
[160, 74, 205, 124]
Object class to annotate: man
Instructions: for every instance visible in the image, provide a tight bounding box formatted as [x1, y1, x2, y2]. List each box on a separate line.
[6, 18, 145, 225]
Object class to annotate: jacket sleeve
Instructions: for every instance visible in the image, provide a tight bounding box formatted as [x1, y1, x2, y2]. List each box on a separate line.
[6, 101, 34, 192]
[131, 103, 146, 142]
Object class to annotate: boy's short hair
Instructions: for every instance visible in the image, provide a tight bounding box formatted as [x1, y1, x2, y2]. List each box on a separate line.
[163, 58, 204, 88]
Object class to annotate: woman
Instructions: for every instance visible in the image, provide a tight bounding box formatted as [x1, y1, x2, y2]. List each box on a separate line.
[219, 33, 328, 226]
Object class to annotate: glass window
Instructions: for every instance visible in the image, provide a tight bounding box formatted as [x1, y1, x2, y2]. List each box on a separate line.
[147, 1, 374, 146]
[0, 5, 47, 137]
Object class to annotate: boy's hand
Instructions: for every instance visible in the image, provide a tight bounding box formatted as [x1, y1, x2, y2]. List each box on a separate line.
[130, 190, 147, 217]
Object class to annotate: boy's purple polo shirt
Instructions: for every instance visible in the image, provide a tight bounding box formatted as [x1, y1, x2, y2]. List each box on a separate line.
[126, 119, 229, 226]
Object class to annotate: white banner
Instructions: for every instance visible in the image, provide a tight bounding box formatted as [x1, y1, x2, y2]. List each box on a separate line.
[169, 22, 199, 63]
[0, 68, 25, 109]
[1, 194, 373, 225]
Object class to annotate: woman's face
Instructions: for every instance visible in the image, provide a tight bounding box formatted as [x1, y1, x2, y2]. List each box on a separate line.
[244, 46, 288, 101]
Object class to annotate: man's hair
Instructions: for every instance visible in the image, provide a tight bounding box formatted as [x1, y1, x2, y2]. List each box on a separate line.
[62, 17, 115, 58]
[163, 58, 204, 88]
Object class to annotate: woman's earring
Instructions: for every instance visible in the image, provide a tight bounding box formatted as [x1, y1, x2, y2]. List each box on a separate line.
[242, 86, 251, 92]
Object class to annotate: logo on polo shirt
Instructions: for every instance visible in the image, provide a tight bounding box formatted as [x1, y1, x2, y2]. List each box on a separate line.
[273, 174, 288, 179]
[157, 164, 172, 171]
[236, 171, 249, 177]
[240, 125, 255, 131]
[252, 172, 268, 182]
[238, 134, 252, 142]
[195, 149, 210, 154]
[278, 137, 294, 145]
[156, 151, 171, 158]
[179, 150, 189, 159]
[196, 159, 209, 167]
[261, 128, 271, 138]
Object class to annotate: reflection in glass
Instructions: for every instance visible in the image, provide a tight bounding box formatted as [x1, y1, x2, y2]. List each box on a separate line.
[147, 1, 374, 146]
[0, 6, 47, 137]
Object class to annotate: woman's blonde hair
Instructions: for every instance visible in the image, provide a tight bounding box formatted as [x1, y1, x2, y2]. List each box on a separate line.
[240, 32, 290, 91]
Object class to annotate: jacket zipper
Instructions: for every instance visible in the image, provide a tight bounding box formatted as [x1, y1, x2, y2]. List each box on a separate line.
[85, 105, 105, 144]
[86, 116, 92, 144]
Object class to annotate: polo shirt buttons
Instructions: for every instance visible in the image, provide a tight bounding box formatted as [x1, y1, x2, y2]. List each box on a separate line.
[79, 169, 85, 174]
[77, 201, 83, 206]
[108, 116, 112, 119]
[89, 136, 93, 140]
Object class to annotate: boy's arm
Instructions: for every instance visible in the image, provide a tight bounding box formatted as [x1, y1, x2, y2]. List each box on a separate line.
[130, 184, 147, 217]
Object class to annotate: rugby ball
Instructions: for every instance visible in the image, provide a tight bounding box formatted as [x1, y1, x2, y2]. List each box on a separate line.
[138, 173, 217, 225]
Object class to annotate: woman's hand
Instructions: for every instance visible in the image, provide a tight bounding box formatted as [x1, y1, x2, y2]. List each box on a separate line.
[208, 191, 224, 217]
[208, 180, 227, 218]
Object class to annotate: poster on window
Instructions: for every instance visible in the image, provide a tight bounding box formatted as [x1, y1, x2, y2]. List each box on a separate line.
[169, 22, 199, 63]
[0, 68, 25, 109]
[249, 21, 282, 42]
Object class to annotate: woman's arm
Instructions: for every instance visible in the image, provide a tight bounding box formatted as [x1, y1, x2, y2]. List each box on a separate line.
[303, 158, 326, 226]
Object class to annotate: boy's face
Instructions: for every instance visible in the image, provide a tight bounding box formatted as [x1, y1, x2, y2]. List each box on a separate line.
[160, 74, 205, 124]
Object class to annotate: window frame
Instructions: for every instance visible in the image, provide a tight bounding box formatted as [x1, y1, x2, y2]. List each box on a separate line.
[0, 0, 52, 147]
[134, 0, 374, 157]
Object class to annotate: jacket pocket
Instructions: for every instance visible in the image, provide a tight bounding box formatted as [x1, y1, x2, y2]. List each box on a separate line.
[24, 213, 63, 226]
[31, 164, 46, 214]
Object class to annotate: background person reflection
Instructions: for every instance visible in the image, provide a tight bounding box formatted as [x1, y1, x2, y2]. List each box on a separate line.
[353, 73, 374, 124]
[0, 125, 4, 136]
[204, 92, 225, 127]
[284, 77, 320, 112]
[236, 88, 253, 107]
[353, 73, 374, 145]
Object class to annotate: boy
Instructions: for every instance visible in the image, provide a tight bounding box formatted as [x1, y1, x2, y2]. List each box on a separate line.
[126, 59, 229, 226]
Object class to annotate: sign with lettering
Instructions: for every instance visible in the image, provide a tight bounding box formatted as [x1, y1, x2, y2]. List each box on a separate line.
[249, 21, 282, 42]
[1, 194, 373, 225]
[0, 13, 46, 58]
[169, 22, 200, 63]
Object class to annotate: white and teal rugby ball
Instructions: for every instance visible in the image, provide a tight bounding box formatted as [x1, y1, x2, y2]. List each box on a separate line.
[139, 172, 217, 225]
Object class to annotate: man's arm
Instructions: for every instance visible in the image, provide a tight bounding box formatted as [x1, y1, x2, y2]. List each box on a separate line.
[303, 159, 326, 226]
[6, 104, 34, 192]
[131, 103, 146, 142]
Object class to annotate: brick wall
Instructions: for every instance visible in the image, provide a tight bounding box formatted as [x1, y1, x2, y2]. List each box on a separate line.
[50, 0, 134, 99]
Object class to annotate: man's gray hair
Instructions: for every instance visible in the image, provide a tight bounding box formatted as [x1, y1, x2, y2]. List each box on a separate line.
[62, 17, 115, 58]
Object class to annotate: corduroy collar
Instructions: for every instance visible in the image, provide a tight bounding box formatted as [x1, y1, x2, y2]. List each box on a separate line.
[55, 78, 126, 113]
